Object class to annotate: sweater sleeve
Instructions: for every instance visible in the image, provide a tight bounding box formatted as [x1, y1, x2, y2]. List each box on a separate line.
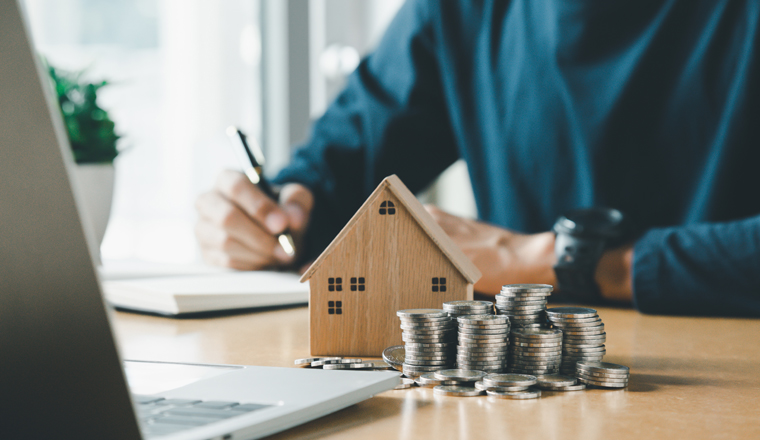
[632, 215, 760, 316]
[273, 0, 459, 261]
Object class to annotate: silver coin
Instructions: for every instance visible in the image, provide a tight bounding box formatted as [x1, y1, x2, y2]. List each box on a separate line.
[512, 328, 563, 338]
[457, 315, 510, 325]
[311, 358, 361, 367]
[444, 300, 493, 307]
[458, 323, 511, 329]
[510, 358, 561, 365]
[545, 307, 598, 318]
[294, 357, 338, 366]
[404, 359, 451, 367]
[433, 386, 484, 397]
[563, 342, 605, 348]
[458, 340, 510, 346]
[405, 354, 454, 361]
[510, 350, 563, 357]
[577, 371, 629, 382]
[458, 329, 510, 336]
[458, 353, 509, 359]
[561, 325, 605, 335]
[578, 378, 628, 388]
[452, 359, 507, 366]
[501, 283, 554, 292]
[382, 345, 405, 369]
[575, 367, 629, 379]
[402, 335, 456, 342]
[323, 362, 376, 370]
[517, 345, 563, 352]
[394, 378, 416, 390]
[511, 322, 545, 326]
[434, 369, 487, 381]
[563, 345, 606, 352]
[459, 332, 510, 339]
[404, 342, 456, 348]
[536, 374, 576, 387]
[486, 389, 541, 399]
[399, 317, 452, 324]
[576, 361, 629, 373]
[403, 329, 455, 337]
[544, 383, 586, 391]
[397, 309, 449, 319]
[405, 346, 456, 353]
[550, 320, 602, 328]
[474, 381, 531, 392]
[482, 373, 537, 387]
[368, 361, 393, 370]
[458, 344, 510, 351]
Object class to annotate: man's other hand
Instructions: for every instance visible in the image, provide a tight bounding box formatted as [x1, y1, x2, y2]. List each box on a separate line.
[195, 170, 313, 270]
[425, 205, 633, 303]
[424, 205, 556, 295]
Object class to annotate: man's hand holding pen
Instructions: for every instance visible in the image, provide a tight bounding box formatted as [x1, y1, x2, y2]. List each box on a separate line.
[195, 170, 314, 271]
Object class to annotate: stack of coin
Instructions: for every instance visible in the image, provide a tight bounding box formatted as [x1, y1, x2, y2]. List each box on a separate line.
[508, 328, 563, 375]
[495, 284, 553, 329]
[443, 300, 494, 320]
[575, 361, 629, 388]
[397, 309, 457, 378]
[545, 307, 606, 375]
[456, 314, 510, 373]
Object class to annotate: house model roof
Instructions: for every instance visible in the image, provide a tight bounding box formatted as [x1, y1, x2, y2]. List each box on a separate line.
[300, 175, 482, 284]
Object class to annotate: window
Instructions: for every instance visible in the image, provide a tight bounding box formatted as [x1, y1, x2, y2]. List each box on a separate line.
[379, 200, 396, 215]
[350, 277, 365, 291]
[328, 277, 343, 291]
[328, 300, 342, 315]
[432, 277, 447, 292]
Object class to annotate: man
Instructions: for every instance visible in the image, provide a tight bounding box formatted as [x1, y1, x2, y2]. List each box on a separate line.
[196, 1, 760, 316]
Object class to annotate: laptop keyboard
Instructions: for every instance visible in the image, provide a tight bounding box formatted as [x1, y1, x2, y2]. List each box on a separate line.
[134, 395, 270, 437]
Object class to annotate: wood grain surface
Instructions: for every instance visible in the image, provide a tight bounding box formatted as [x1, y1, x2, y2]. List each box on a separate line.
[113, 305, 760, 440]
[308, 189, 470, 356]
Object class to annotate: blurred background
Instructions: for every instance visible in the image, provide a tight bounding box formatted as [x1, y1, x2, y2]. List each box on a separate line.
[25, 0, 476, 265]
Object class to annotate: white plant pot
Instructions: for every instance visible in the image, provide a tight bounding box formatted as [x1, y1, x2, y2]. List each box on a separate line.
[72, 163, 115, 260]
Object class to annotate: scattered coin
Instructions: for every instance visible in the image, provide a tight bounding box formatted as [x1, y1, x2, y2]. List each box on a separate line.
[394, 378, 416, 390]
[433, 386, 484, 397]
[294, 357, 338, 366]
[323, 362, 375, 370]
[473, 381, 531, 392]
[415, 372, 459, 387]
[536, 374, 577, 388]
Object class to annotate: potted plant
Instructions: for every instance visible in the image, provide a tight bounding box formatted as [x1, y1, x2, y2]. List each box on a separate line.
[48, 65, 121, 256]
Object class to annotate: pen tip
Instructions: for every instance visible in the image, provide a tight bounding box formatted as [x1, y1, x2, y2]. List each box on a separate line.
[226, 126, 238, 137]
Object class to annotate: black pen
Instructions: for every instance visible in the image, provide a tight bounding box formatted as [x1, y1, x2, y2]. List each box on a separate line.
[226, 126, 296, 257]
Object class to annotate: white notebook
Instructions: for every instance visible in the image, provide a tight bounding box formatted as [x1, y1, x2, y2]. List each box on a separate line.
[103, 271, 309, 315]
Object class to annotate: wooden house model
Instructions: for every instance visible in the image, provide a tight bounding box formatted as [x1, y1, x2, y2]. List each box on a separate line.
[300, 175, 482, 356]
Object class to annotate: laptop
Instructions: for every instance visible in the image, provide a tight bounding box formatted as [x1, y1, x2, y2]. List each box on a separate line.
[0, 1, 399, 438]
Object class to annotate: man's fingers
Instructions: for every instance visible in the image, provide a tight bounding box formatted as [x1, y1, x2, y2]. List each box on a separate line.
[279, 183, 314, 231]
[215, 169, 288, 234]
[195, 196, 290, 263]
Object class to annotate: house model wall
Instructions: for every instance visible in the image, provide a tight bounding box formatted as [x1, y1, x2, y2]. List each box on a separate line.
[300, 175, 482, 356]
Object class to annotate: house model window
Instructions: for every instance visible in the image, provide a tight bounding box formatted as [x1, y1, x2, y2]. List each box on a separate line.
[328, 301, 342, 315]
[379, 200, 396, 215]
[328, 277, 342, 291]
[350, 277, 365, 291]
[432, 277, 447, 292]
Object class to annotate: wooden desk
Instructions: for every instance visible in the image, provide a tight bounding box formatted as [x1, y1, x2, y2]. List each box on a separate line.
[113, 306, 760, 439]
